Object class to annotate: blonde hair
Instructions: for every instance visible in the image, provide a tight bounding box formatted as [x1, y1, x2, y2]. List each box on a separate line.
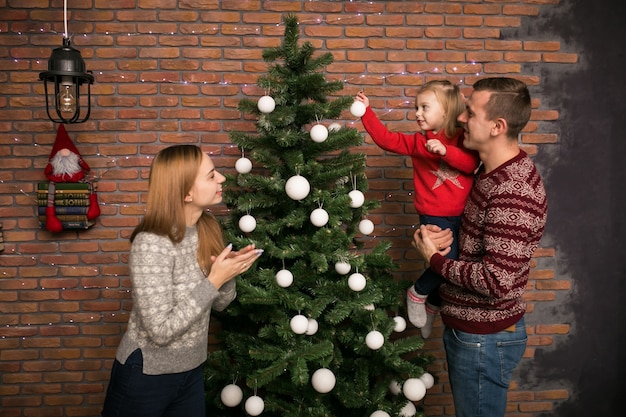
[417, 80, 465, 138]
[131, 144, 225, 275]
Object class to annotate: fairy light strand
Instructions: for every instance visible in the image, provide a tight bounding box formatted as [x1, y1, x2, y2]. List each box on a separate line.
[2, 14, 475, 280]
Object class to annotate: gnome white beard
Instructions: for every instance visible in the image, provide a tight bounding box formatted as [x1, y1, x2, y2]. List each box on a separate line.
[51, 151, 81, 176]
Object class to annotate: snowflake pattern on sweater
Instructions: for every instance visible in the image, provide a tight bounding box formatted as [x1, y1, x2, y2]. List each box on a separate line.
[114, 226, 236, 375]
[430, 151, 547, 334]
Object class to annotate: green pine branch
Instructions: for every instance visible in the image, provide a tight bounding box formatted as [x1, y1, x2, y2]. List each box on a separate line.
[206, 13, 431, 417]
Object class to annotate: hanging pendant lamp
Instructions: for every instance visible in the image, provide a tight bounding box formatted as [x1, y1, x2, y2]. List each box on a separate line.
[39, 0, 94, 124]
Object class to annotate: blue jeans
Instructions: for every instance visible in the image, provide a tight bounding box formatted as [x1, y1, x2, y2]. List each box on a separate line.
[101, 349, 205, 417]
[443, 318, 527, 417]
[414, 215, 461, 306]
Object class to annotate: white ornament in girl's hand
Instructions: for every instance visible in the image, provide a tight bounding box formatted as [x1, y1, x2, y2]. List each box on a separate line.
[239, 214, 257, 233]
[235, 157, 252, 174]
[311, 368, 336, 393]
[285, 175, 310, 201]
[310, 124, 329, 143]
[348, 189, 365, 208]
[257, 95, 275, 113]
[350, 100, 366, 118]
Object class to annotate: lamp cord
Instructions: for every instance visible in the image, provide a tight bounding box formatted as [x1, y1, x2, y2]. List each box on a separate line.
[63, 0, 68, 39]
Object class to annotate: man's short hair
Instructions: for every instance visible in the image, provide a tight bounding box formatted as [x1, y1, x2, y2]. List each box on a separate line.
[473, 77, 531, 139]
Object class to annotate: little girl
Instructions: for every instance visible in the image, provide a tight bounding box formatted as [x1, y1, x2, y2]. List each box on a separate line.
[356, 80, 479, 338]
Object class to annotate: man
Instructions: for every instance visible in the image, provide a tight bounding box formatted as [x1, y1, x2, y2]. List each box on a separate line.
[412, 77, 548, 417]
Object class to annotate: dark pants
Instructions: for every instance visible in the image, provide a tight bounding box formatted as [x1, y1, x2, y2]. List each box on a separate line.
[101, 349, 205, 417]
[414, 215, 461, 307]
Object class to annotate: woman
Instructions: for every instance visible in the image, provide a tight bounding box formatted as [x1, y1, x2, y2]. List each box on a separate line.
[102, 144, 263, 417]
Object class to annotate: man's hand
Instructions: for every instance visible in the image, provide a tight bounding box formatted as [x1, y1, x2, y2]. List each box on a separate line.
[412, 224, 453, 266]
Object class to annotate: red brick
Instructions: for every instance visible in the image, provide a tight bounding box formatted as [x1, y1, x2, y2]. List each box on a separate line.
[0, 3, 570, 416]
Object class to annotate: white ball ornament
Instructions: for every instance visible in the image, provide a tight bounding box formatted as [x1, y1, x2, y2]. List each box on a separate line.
[348, 272, 366, 292]
[239, 214, 257, 233]
[310, 208, 329, 227]
[419, 372, 434, 389]
[402, 378, 427, 402]
[334, 261, 351, 275]
[363, 303, 375, 311]
[257, 95, 275, 113]
[275, 269, 293, 288]
[306, 318, 318, 335]
[348, 189, 365, 208]
[359, 219, 375, 235]
[285, 175, 310, 201]
[221, 384, 243, 407]
[235, 157, 253, 174]
[393, 316, 407, 332]
[310, 124, 329, 143]
[290, 314, 309, 334]
[400, 401, 417, 417]
[389, 380, 402, 396]
[365, 330, 384, 350]
[350, 100, 366, 118]
[311, 368, 336, 393]
[370, 411, 390, 417]
[328, 122, 342, 132]
[245, 395, 265, 416]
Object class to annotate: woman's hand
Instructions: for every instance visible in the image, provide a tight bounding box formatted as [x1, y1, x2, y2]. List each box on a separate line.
[207, 244, 263, 289]
[412, 225, 453, 266]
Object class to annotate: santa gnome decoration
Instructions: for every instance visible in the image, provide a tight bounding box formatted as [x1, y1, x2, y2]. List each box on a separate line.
[43, 124, 100, 232]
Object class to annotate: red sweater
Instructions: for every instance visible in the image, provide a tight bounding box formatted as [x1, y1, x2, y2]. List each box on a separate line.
[361, 107, 479, 216]
[429, 151, 548, 334]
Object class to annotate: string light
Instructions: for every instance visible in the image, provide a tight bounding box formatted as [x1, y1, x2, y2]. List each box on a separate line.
[2, 12, 473, 284]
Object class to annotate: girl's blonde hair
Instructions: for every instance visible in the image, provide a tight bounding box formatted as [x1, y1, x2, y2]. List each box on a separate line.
[418, 80, 465, 138]
[131, 144, 225, 275]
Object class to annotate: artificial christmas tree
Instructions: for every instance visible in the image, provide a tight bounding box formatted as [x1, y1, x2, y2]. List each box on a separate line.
[205, 14, 432, 417]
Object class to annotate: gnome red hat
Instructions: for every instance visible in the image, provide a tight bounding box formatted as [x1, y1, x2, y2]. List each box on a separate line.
[42, 124, 99, 233]
[44, 124, 90, 183]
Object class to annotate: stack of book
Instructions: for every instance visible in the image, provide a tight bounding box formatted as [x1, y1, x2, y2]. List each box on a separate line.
[38, 182, 96, 230]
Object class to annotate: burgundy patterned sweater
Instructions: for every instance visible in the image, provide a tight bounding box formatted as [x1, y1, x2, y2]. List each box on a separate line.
[429, 150, 547, 334]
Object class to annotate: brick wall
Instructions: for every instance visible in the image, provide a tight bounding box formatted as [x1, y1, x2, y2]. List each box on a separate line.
[0, 1, 574, 416]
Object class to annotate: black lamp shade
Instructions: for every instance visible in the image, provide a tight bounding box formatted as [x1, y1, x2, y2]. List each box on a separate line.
[39, 38, 94, 124]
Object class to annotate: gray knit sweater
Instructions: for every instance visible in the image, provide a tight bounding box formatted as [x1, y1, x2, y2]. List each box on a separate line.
[115, 226, 236, 375]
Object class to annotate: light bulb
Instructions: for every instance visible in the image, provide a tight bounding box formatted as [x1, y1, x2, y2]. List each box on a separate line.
[57, 82, 76, 114]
